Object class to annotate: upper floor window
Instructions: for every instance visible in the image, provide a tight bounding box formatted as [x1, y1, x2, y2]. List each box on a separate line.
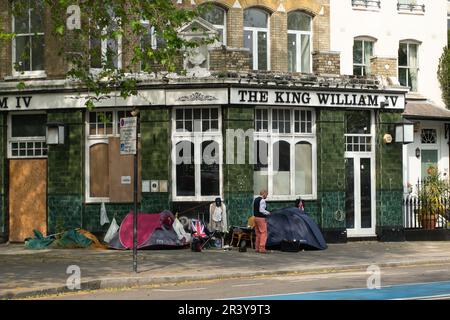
[398, 42, 419, 92]
[287, 11, 312, 73]
[200, 4, 227, 45]
[244, 8, 269, 71]
[12, 0, 45, 75]
[351, 0, 381, 9]
[90, 9, 122, 70]
[353, 39, 374, 76]
[140, 20, 167, 72]
[397, 0, 425, 13]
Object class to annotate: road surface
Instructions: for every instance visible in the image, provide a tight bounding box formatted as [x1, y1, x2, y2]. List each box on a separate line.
[32, 262, 450, 300]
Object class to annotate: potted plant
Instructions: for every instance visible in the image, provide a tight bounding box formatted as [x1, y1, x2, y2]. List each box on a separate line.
[417, 167, 449, 230]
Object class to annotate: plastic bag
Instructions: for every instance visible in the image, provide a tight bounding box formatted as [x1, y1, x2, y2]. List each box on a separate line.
[100, 202, 110, 226]
[104, 218, 119, 243]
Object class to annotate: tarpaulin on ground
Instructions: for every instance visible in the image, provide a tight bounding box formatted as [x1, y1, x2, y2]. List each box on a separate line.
[25, 229, 107, 250]
[108, 211, 190, 250]
[266, 208, 328, 250]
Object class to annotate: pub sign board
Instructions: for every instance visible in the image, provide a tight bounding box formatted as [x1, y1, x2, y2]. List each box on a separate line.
[230, 88, 406, 110]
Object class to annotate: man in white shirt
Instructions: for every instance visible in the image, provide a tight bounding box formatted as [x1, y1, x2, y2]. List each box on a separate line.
[253, 190, 271, 253]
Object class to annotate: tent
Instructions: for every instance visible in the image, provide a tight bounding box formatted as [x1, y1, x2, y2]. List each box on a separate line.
[266, 208, 327, 250]
[108, 211, 190, 250]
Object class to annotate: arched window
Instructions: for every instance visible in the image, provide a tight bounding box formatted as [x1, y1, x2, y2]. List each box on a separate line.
[353, 37, 375, 76]
[176, 141, 195, 197]
[287, 11, 312, 73]
[200, 4, 227, 45]
[253, 140, 269, 193]
[273, 140, 291, 195]
[295, 142, 312, 195]
[244, 8, 269, 71]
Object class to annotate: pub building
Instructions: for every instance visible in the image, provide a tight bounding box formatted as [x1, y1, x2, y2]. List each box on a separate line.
[3, 0, 444, 244]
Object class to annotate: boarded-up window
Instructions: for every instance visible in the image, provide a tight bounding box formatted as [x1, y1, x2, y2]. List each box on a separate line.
[89, 143, 109, 198]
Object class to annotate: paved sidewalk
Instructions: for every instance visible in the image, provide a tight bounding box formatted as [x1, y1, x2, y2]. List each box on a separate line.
[1, 241, 450, 299]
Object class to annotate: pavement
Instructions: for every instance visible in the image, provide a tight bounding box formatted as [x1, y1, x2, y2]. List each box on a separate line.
[1, 241, 450, 299]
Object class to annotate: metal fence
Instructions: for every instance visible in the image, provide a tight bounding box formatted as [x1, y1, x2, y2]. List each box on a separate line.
[403, 195, 450, 230]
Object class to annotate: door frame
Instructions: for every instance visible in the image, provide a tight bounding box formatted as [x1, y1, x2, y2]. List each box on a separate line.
[344, 153, 376, 237]
[344, 110, 376, 238]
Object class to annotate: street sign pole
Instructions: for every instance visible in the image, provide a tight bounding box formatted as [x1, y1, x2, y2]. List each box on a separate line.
[119, 116, 138, 273]
[133, 138, 138, 273]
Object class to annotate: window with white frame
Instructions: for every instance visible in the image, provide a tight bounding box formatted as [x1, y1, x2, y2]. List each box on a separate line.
[344, 111, 372, 153]
[8, 114, 47, 158]
[140, 20, 167, 72]
[86, 109, 138, 202]
[244, 8, 269, 71]
[200, 4, 227, 45]
[397, 0, 425, 12]
[254, 107, 316, 199]
[12, 0, 45, 75]
[287, 11, 312, 73]
[90, 9, 122, 70]
[353, 38, 374, 76]
[172, 107, 222, 201]
[398, 41, 419, 92]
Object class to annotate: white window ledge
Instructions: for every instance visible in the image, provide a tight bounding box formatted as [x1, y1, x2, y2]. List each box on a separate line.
[352, 7, 380, 12]
[6, 72, 47, 81]
[397, 10, 425, 16]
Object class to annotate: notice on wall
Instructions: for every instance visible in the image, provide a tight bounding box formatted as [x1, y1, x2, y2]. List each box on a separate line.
[120, 117, 137, 155]
[121, 176, 132, 185]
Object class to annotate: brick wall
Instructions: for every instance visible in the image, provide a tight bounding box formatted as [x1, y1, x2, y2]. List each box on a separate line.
[209, 47, 251, 73]
[0, 0, 11, 79]
[270, 11, 287, 72]
[312, 51, 340, 75]
[370, 56, 397, 78]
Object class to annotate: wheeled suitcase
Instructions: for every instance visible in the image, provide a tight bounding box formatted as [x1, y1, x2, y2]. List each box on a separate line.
[280, 239, 307, 252]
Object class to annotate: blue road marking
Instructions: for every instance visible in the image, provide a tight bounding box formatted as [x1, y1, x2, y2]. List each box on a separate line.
[236, 280, 450, 300]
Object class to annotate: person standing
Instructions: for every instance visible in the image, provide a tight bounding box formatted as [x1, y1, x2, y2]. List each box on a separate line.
[253, 190, 271, 253]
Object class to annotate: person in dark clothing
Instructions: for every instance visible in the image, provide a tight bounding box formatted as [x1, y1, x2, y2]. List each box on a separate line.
[253, 190, 271, 253]
[295, 198, 305, 211]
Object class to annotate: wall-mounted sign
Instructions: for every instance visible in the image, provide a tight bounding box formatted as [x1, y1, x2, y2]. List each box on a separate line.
[0, 90, 165, 111]
[121, 176, 132, 185]
[230, 88, 405, 110]
[120, 117, 137, 155]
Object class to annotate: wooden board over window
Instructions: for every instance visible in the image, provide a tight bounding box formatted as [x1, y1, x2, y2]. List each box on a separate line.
[9, 159, 47, 242]
[108, 137, 141, 203]
[89, 143, 110, 198]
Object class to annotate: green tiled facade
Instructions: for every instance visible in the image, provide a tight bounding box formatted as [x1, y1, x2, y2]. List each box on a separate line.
[223, 106, 255, 226]
[0, 97, 407, 242]
[317, 110, 346, 231]
[47, 110, 84, 233]
[140, 108, 171, 212]
[376, 113, 404, 229]
[0, 113, 5, 239]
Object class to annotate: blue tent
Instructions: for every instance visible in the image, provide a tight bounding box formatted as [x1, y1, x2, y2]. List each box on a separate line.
[266, 208, 327, 250]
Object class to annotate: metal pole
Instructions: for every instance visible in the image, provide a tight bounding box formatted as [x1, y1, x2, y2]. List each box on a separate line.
[133, 118, 139, 273]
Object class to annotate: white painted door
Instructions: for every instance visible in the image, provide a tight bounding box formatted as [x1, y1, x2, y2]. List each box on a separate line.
[345, 154, 376, 237]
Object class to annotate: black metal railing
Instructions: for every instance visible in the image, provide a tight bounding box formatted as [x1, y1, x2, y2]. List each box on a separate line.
[397, 2, 425, 12]
[403, 195, 450, 230]
[352, 0, 381, 9]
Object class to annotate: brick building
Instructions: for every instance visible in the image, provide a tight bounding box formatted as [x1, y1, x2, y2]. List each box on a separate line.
[2, 0, 435, 244]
